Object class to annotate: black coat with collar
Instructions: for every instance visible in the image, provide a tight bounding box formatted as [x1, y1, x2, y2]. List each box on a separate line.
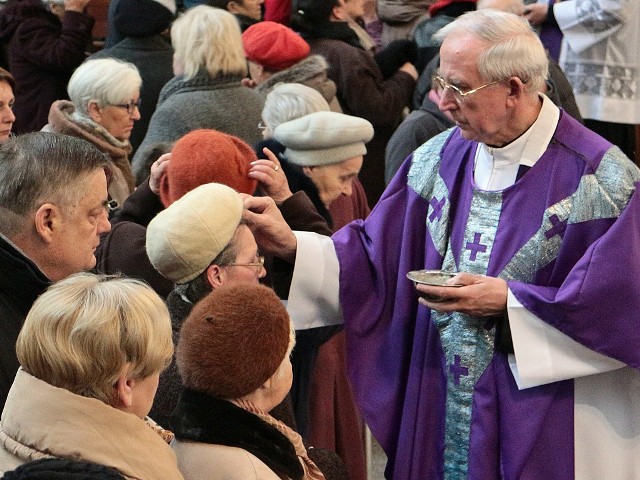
[172, 389, 304, 480]
[0, 234, 50, 411]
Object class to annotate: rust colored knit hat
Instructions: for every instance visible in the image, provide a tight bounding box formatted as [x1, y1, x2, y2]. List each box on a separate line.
[176, 283, 292, 399]
[159, 129, 258, 207]
[242, 21, 310, 71]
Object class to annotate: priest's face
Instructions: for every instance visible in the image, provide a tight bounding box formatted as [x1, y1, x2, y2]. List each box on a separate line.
[437, 32, 512, 146]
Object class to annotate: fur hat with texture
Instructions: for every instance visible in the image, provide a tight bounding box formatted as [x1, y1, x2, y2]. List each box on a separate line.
[273, 111, 374, 166]
[177, 283, 293, 399]
[146, 183, 243, 284]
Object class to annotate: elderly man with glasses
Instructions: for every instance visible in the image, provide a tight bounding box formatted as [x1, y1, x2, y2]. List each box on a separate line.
[242, 9, 640, 480]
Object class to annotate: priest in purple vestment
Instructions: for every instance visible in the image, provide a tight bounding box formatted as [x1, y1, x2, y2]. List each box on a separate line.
[242, 9, 640, 480]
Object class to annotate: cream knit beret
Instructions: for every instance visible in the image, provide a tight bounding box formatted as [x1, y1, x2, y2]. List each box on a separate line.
[146, 183, 243, 285]
[273, 111, 374, 166]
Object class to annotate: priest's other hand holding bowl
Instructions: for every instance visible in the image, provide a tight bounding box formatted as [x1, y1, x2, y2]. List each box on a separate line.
[416, 272, 508, 317]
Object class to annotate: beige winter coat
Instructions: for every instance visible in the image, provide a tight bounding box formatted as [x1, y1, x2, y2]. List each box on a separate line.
[173, 440, 281, 480]
[0, 369, 183, 480]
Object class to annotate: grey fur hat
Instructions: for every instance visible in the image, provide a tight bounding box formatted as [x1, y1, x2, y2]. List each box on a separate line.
[273, 111, 374, 166]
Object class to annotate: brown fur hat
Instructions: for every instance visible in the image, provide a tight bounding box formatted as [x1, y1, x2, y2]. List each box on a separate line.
[176, 283, 292, 399]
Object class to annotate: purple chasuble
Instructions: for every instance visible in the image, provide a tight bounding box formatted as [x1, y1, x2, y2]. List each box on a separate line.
[332, 111, 640, 480]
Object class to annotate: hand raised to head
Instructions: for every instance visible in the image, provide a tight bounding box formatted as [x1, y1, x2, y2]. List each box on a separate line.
[242, 194, 297, 263]
[249, 148, 293, 204]
[149, 153, 171, 195]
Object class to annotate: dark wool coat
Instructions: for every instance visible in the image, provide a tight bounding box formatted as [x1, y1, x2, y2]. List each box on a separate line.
[306, 36, 415, 205]
[95, 178, 174, 298]
[0, 235, 50, 411]
[0, 0, 93, 133]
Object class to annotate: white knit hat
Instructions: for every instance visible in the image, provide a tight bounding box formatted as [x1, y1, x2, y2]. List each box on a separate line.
[273, 111, 374, 166]
[146, 183, 243, 284]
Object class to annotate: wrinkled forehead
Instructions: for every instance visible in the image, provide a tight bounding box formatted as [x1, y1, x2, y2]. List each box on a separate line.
[438, 32, 486, 79]
[231, 223, 258, 251]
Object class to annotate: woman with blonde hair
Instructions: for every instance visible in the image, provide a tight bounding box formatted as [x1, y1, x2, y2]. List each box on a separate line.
[131, 5, 264, 182]
[0, 273, 183, 480]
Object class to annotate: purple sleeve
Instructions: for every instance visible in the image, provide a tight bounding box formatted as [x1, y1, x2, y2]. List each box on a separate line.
[510, 186, 640, 368]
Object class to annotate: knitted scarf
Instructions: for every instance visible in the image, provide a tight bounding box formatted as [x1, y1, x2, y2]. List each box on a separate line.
[46, 100, 136, 205]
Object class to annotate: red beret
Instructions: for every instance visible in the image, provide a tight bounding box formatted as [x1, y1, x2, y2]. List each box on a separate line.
[242, 21, 310, 72]
[159, 129, 258, 207]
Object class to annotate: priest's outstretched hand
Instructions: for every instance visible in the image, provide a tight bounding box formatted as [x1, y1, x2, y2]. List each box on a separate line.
[242, 194, 297, 263]
[416, 272, 508, 317]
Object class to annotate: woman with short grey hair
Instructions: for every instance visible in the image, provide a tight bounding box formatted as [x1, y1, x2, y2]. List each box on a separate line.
[131, 5, 264, 183]
[44, 58, 142, 206]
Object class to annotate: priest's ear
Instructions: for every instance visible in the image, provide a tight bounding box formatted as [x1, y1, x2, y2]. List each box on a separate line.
[506, 77, 527, 106]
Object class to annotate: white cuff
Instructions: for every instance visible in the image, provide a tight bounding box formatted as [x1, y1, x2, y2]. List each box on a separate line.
[286, 231, 343, 330]
[507, 288, 624, 389]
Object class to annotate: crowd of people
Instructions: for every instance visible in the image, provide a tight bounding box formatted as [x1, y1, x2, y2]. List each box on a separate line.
[0, 0, 639, 479]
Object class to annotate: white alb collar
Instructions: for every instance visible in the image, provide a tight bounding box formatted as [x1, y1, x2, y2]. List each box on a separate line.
[474, 95, 560, 191]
